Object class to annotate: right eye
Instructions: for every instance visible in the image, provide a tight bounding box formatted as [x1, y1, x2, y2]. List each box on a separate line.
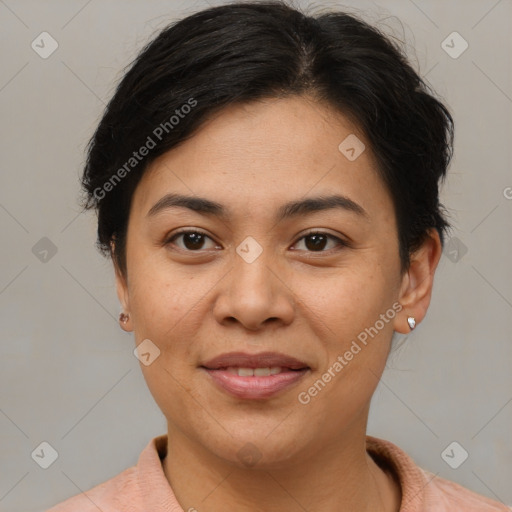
[165, 229, 220, 252]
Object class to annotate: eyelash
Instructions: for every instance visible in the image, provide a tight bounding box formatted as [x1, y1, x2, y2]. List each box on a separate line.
[165, 229, 348, 253]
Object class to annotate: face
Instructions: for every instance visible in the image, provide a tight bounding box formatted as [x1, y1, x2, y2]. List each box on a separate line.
[116, 95, 421, 468]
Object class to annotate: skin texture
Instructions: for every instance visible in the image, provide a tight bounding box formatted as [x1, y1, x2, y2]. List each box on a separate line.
[115, 95, 442, 511]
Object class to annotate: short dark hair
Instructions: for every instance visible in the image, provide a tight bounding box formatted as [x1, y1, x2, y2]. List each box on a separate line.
[81, 0, 453, 276]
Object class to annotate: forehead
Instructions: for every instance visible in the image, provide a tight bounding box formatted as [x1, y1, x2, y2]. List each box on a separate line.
[131, 95, 392, 220]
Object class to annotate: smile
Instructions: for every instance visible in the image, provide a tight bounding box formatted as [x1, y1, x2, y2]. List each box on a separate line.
[202, 367, 310, 399]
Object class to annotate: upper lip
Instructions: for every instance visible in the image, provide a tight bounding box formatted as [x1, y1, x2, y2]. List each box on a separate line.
[201, 351, 309, 370]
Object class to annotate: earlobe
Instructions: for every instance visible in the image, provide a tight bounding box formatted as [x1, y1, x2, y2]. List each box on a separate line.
[116, 274, 133, 332]
[113, 253, 133, 332]
[118, 311, 132, 332]
[394, 229, 442, 334]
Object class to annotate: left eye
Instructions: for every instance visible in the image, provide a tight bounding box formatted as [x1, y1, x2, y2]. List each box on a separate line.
[292, 232, 345, 252]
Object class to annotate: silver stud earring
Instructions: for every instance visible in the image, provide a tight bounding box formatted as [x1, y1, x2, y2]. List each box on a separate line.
[407, 316, 416, 331]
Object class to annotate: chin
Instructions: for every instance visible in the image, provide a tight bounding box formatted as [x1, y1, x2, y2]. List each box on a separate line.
[204, 427, 309, 470]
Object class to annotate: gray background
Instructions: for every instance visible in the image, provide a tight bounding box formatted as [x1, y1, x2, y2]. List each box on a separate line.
[1, 0, 511, 510]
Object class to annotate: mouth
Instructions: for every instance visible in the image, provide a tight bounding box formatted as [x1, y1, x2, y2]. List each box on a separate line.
[200, 352, 310, 400]
[219, 366, 304, 376]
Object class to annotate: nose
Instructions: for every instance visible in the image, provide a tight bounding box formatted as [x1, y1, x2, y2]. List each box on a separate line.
[212, 242, 295, 332]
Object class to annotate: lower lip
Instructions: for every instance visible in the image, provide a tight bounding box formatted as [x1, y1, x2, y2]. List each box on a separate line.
[202, 368, 309, 400]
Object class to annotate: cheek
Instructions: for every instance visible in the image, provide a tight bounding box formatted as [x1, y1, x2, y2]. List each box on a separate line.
[127, 248, 205, 334]
[127, 262, 201, 414]
[294, 270, 396, 421]
[299, 265, 396, 342]
[296, 263, 398, 403]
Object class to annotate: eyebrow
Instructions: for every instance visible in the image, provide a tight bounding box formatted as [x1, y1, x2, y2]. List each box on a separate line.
[147, 193, 368, 221]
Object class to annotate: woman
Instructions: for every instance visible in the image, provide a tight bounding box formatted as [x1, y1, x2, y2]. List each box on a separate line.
[47, 1, 509, 511]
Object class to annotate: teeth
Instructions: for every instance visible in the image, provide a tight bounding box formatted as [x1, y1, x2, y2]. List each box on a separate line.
[226, 367, 284, 376]
[254, 367, 270, 376]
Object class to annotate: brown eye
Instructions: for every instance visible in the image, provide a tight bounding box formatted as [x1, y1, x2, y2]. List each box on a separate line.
[166, 230, 218, 251]
[293, 232, 346, 252]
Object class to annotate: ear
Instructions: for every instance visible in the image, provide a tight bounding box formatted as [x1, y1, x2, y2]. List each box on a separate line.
[112, 242, 133, 332]
[394, 228, 442, 334]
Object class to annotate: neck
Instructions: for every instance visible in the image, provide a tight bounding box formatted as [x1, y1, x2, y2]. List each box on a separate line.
[162, 424, 401, 512]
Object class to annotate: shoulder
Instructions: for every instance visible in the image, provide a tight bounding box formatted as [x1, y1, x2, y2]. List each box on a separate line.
[422, 468, 512, 511]
[45, 466, 140, 512]
[366, 435, 511, 512]
[45, 435, 170, 512]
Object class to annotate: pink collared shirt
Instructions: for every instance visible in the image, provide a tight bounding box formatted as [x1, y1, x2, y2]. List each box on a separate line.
[46, 434, 510, 511]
